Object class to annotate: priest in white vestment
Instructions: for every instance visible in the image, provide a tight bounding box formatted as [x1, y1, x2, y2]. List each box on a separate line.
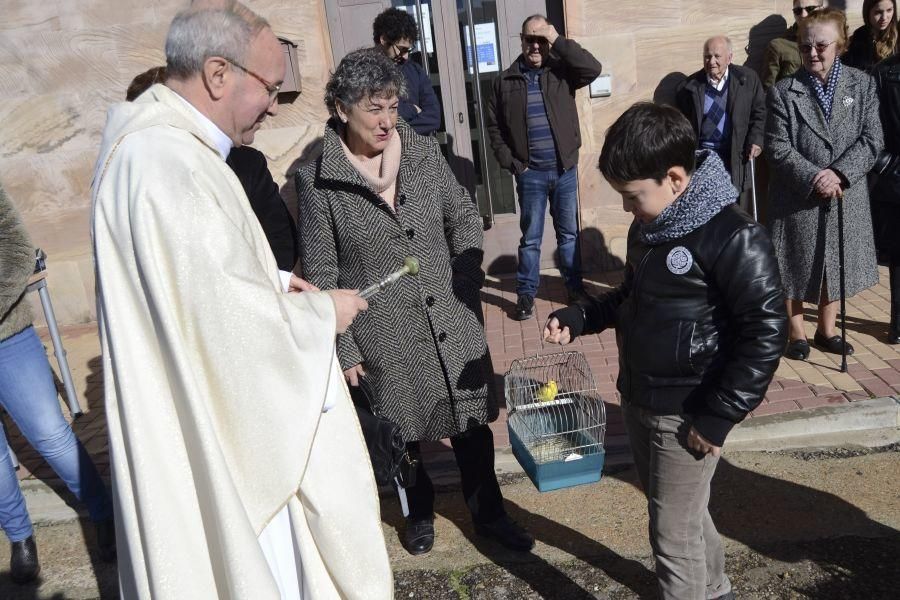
[90, 3, 392, 598]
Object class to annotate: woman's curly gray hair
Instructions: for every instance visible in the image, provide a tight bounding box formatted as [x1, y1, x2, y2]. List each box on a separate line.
[325, 48, 407, 117]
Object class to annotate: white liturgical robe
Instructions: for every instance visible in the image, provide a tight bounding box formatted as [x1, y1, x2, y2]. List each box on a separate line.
[91, 83, 392, 599]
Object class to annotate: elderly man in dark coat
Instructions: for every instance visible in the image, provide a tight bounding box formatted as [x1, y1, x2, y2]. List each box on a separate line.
[677, 36, 767, 215]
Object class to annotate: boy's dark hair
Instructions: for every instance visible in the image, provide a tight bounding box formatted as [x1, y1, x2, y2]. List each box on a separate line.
[598, 102, 697, 183]
[372, 8, 419, 45]
[126, 66, 167, 101]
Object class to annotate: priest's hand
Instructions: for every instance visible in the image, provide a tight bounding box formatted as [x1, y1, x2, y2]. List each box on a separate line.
[344, 363, 366, 387]
[327, 289, 368, 333]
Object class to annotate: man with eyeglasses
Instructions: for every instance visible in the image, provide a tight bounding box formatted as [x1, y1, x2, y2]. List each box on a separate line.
[373, 7, 441, 136]
[486, 14, 602, 320]
[762, 1, 825, 88]
[91, 1, 391, 597]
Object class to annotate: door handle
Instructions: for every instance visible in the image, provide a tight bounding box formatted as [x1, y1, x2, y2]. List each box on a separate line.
[458, 112, 464, 124]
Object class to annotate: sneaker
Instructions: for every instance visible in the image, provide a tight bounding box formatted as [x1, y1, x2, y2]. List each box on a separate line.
[514, 295, 534, 321]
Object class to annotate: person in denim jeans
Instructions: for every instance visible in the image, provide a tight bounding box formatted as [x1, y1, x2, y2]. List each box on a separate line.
[487, 15, 601, 320]
[0, 183, 114, 583]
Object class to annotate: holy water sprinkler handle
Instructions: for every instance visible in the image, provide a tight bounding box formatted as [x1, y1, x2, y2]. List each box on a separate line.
[359, 256, 420, 299]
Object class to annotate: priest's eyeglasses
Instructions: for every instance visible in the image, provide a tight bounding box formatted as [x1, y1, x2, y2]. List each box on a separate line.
[226, 58, 281, 102]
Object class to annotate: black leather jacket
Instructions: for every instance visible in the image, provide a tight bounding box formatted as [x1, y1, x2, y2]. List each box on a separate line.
[553, 206, 787, 445]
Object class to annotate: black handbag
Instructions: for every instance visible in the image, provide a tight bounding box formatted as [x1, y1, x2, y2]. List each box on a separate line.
[873, 150, 900, 204]
[349, 379, 418, 488]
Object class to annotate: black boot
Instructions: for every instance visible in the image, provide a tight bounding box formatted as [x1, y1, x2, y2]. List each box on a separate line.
[10, 535, 40, 584]
[95, 517, 117, 563]
[402, 516, 434, 555]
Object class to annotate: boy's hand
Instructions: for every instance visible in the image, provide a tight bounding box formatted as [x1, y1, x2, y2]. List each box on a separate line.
[543, 317, 572, 345]
[687, 427, 721, 457]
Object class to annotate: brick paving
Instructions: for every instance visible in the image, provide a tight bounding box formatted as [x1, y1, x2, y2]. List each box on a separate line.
[6, 266, 900, 484]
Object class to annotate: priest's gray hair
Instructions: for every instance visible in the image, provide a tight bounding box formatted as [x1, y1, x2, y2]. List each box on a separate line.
[165, 0, 270, 80]
[325, 48, 407, 118]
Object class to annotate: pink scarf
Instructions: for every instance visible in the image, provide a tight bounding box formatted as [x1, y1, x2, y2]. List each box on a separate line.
[338, 129, 401, 206]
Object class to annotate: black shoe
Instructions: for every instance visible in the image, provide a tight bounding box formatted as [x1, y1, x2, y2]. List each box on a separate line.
[474, 515, 534, 552]
[890, 328, 900, 345]
[514, 295, 534, 321]
[95, 517, 116, 563]
[784, 338, 810, 360]
[10, 535, 40, 584]
[813, 330, 855, 355]
[403, 517, 434, 556]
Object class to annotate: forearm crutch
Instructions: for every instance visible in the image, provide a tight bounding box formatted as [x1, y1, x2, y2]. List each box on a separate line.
[26, 250, 83, 417]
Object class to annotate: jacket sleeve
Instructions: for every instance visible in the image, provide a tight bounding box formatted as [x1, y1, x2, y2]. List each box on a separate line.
[0, 185, 35, 321]
[553, 37, 602, 89]
[830, 74, 884, 186]
[746, 72, 767, 150]
[764, 83, 822, 198]
[405, 63, 441, 136]
[691, 224, 788, 446]
[485, 76, 524, 174]
[434, 138, 485, 286]
[761, 41, 781, 89]
[550, 265, 632, 339]
[295, 170, 364, 370]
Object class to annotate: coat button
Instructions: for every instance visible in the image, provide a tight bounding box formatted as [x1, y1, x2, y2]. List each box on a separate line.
[426, 296, 435, 307]
[438, 332, 447, 342]
[406, 228, 415, 239]
[398, 194, 406, 205]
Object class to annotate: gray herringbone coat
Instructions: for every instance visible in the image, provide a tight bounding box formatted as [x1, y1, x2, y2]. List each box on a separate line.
[765, 66, 884, 303]
[297, 120, 497, 441]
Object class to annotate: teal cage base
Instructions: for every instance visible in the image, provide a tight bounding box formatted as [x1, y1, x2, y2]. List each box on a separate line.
[508, 423, 605, 492]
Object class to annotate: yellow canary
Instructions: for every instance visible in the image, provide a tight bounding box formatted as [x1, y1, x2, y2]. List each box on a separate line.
[535, 380, 558, 402]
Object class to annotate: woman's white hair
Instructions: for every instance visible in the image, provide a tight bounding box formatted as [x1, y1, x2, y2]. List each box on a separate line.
[165, 0, 270, 79]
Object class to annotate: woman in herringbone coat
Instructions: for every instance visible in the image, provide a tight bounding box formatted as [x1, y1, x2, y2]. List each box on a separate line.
[296, 49, 533, 557]
[766, 8, 884, 361]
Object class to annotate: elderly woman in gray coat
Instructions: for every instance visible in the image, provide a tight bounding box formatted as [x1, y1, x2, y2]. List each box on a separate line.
[766, 8, 884, 361]
[296, 48, 533, 556]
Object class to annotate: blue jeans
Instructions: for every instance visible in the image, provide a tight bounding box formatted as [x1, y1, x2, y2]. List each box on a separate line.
[515, 166, 582, 297]
[0, 326, 112, 542]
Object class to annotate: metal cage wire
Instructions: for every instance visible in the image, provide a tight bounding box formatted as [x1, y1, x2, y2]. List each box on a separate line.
[504, 351, 607, 465]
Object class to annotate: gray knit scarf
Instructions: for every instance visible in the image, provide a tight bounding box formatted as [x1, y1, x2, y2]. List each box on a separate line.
[639, 150, 738, 245]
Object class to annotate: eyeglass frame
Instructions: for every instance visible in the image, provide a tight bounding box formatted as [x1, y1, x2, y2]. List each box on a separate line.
[798, 40, 836, 54]
[225, 57, 281, 101]
[391, 43, 413, 57]
[793, 4, 822, 16]
[520, 34, 549, 45]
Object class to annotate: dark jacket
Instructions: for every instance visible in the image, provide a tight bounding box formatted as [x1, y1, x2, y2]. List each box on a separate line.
[486, 38, 602, 175]
[398, 58, 441, 136]
[676, 65, 767, 193]
[226, 146, 298, 271]
[552, 206, 787, 446]
[875, 54, 900, 155]
[296, 119, 496, 442]
[761, 24, 801, 89]
[843, 25, 884, 73]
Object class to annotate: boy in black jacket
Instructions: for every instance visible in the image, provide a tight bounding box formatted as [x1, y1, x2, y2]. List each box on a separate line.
[545, 103, 787, 600]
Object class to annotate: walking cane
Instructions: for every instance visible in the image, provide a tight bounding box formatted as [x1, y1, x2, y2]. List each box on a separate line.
[837, 190, 848, 373]
[749, 156, 759, 222]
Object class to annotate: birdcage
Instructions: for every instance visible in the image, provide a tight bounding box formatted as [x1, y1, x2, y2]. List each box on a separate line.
[504, 351, 606, 492]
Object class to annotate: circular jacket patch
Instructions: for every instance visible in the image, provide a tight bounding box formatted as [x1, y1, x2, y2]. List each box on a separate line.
[666, 246, 693, 275]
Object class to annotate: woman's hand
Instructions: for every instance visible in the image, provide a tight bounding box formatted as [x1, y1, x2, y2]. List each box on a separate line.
[543, 317, 572, 345]
[812, 168, 843, 199]
[343, 363, 366, 387]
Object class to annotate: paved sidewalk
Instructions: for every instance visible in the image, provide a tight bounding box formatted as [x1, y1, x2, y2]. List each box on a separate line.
[6, 266, 900, 485]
